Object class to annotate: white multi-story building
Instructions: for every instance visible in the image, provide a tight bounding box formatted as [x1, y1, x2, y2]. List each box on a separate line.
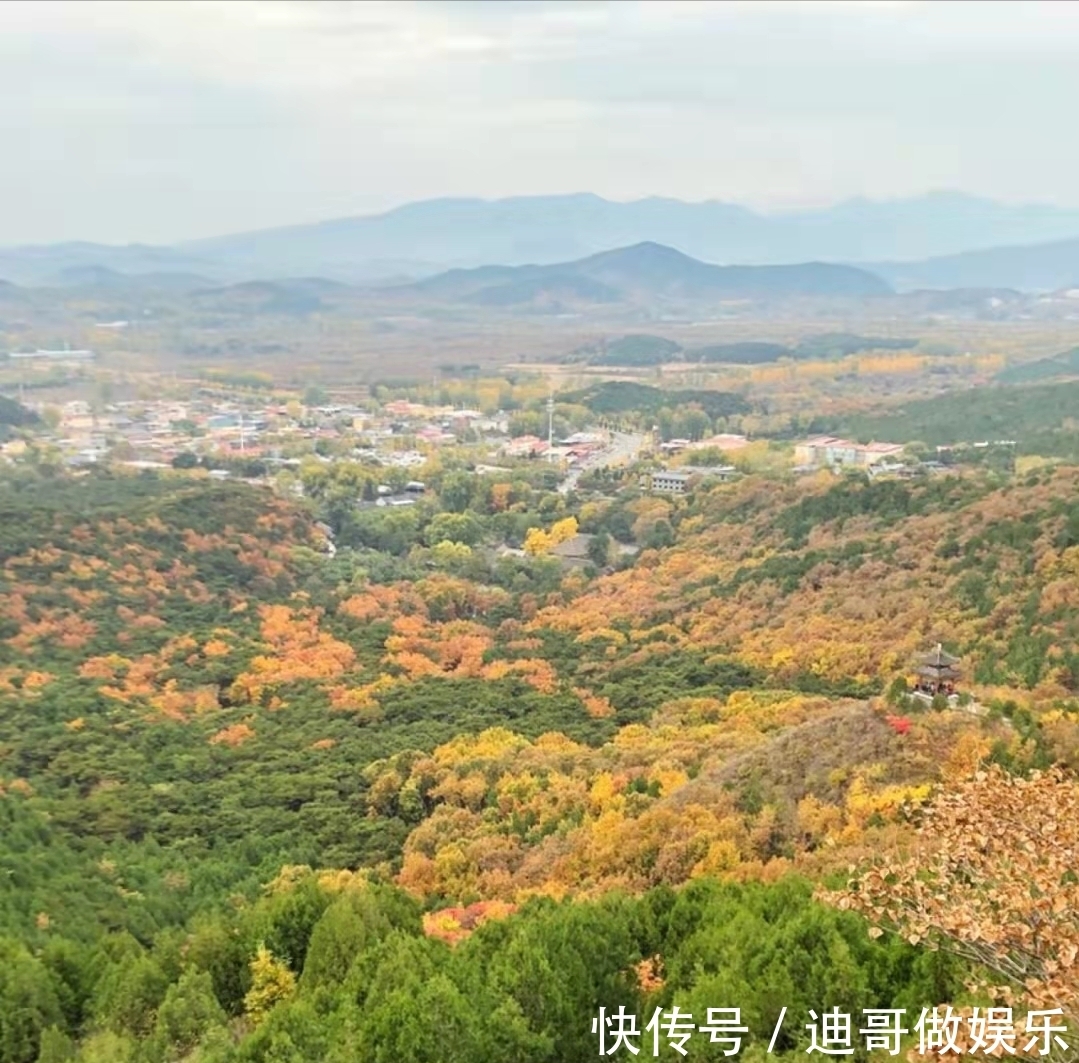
[793, 435, 904, 469]
[651, 471, 692, 493]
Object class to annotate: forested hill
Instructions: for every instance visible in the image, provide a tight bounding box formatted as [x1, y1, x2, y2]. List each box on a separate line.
[0, 466, 1072, 1062]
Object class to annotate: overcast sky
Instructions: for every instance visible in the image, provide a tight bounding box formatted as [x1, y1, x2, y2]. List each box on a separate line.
[4, 0, 1079, 245]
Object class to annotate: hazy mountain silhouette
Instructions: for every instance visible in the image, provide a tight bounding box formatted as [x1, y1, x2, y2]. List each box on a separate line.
[190, 278, 350, 317]
[46, 266, 215, 292]
[4, 192, 1079, 289]
[0, 242, 220, 287]
[176, 191, 1079, 282]
[395, 241, 890, 307]
[870, 236, 1079, 292]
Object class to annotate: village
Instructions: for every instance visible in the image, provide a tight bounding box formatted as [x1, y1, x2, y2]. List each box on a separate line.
[0, 391, 619, 480]
[0, 382, 1010, 497]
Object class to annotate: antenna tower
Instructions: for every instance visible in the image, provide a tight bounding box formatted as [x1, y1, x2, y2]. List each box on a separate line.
[547, 388, 554, 462]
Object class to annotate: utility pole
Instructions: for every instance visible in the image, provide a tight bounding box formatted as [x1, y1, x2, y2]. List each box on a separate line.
[239, 409, 246, 455]
[546, 388, 554, 463]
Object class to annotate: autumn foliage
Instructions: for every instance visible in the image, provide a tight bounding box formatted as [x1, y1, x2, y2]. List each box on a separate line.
[829, 765, 1079, 1026]
[8, 466, 1079, 1063]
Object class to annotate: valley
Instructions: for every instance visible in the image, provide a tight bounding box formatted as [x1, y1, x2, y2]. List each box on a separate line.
[4, 197, 1079, 1063]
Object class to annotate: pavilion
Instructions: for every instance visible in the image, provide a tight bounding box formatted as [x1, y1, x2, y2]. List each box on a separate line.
[913, 643, 961, 700]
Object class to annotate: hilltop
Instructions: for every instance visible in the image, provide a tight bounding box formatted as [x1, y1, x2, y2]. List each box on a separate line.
[394, 241, 889, 310]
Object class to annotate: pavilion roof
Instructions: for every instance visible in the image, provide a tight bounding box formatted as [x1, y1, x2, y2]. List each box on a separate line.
[917, 663, 961, 680]
[915, 643, 961, 677]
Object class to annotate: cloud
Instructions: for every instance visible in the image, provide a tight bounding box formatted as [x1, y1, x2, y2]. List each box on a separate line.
[3, 0, 1079, 243]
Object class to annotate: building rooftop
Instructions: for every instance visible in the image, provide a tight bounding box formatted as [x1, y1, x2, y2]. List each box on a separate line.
[550, 533, 594, 560]
[692, 433, 750, 451]
[802, 435, 850, 447]
[916, 643, 961, 678]
[679, 464, 738, 476]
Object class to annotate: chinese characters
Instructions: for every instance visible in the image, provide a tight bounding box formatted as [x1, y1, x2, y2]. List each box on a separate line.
[590, 1007, 1069, 1057]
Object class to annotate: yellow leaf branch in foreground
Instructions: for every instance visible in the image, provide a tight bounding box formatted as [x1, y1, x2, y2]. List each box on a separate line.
[824, 766, 1079, 1028]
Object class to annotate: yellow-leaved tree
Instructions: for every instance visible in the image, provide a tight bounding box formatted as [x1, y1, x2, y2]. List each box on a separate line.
[243, 944, 296, 1025]
[549, 515, 578, 545]
[824, 766, 1079, 1048]
[523, 516, 578, 556]
[523, 527, 551, 556]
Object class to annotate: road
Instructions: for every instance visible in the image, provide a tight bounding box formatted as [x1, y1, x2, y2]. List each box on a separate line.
[558, 431, 646, 495]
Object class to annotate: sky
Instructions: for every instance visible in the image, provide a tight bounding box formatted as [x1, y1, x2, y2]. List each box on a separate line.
[5, 0, 1079, 245]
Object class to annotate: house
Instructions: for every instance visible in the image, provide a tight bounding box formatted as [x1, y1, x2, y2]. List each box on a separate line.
[384, 451, 426, 469]
[9, 347, 94, 361]
[691, 433, 749, 453]
[416, 425, 457, 445]
[502, 435, 545, 457]
[861, 441, 907, 465]
[550, 533, 595, 570]
[867, 461, 917, 480]
[120, 460, 169, 471]
[65, 447, 106, 466]
[383, 400, 430, 418]
[794, 436, 857, 467]
[651, 471, 692, 493]
[448, 409, 483, 424]
[680, 464, 740, 482]
[561, 431, 607, 447]
[794, 435, 904, 469]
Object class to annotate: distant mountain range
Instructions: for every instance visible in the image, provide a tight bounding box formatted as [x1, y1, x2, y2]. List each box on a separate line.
[1, 240, 1076, 324]
[0, 243, 890, 320]
[393, 242, 890, 307]
[0, 243, 218, 288]
[50, 265, 216, 292]
[6, 192, 1079, 292]
[869, 237, 1079, 292]
[175, 191, 1079, 282]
